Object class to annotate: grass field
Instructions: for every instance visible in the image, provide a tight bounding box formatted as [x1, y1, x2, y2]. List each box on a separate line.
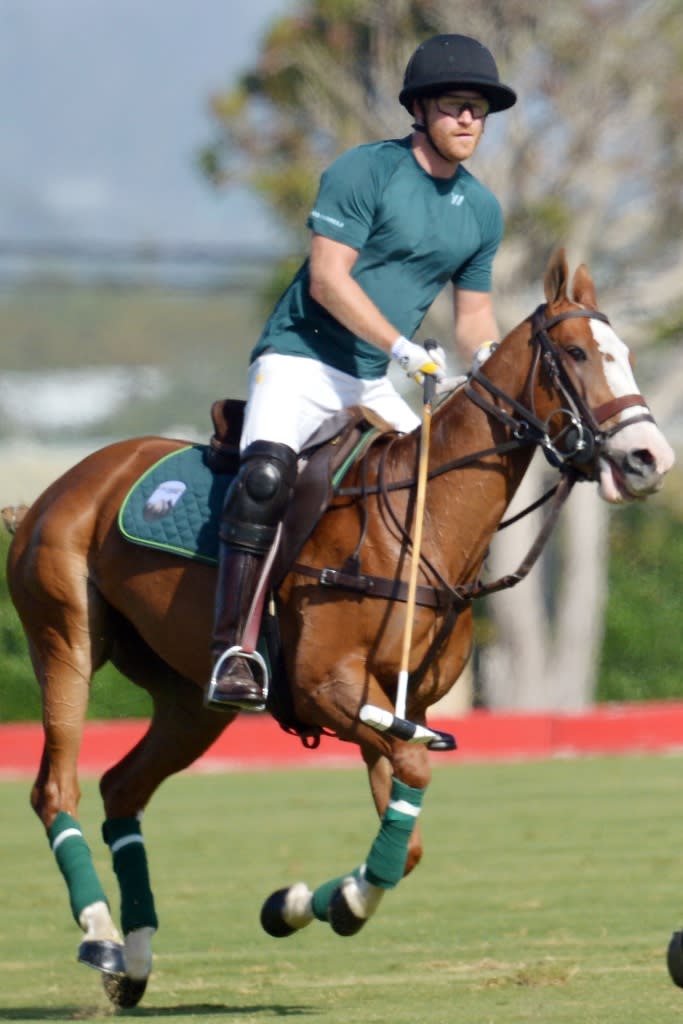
[2, 756, 683, 1022]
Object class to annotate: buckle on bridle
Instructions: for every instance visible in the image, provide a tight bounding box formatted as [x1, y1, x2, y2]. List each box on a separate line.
[319, 567, 337, 586]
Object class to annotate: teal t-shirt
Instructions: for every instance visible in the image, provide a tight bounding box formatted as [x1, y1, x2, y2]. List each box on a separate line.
[252, 136, 503, 379]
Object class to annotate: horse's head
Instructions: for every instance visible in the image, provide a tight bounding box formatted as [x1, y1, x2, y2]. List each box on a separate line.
[526, 248, 675, 502]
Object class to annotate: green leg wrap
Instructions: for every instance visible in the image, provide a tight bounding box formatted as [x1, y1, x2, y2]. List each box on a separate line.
[311, 779, 425, 918]
[312, 867, 363, 922]
[48, 811, 108, 924]
[365, 778, 425, 889]
[102, 817, 159, 934]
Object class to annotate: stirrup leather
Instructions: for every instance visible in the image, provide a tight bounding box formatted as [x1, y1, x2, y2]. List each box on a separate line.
[206, 645, 269, 711]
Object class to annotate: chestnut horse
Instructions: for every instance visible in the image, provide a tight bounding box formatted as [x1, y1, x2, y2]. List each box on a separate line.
[5, 251, 674, 1006]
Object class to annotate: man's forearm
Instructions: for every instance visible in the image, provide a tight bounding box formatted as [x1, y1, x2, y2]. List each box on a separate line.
[453, 310, 500, 361]
[309, 269, 401, 354]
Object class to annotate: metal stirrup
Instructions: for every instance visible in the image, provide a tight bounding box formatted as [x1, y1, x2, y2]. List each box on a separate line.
[206, 645, 269, 711]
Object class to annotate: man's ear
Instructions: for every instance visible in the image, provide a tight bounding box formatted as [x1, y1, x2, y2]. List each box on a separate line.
[412, 97, 427, 130]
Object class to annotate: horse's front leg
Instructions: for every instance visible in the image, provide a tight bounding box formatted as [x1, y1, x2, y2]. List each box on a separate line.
[364, 746, 426, 876]
[260, 704, 430, 939]
[314, 740, 430, 936]
[322, 746, 426, 928]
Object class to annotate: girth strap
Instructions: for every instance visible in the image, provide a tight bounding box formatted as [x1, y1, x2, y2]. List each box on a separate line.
[290, 561, 454, 610]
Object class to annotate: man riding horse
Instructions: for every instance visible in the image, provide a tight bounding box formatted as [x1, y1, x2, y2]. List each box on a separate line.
[5, 25, 676, 1005]
[207, 33, 518, 711]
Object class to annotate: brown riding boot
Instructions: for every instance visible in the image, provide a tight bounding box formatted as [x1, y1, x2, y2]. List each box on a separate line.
[205, 547, 267, 710]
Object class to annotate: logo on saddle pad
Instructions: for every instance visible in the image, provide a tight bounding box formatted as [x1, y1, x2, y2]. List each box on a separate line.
[143, 480, 187, 522]
[119, 446, 228, 564]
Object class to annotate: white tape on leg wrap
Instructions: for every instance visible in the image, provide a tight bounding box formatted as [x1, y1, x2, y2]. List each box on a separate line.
[340, 867, 384, 921]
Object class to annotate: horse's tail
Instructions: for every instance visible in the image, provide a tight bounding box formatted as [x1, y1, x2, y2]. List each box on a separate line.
[1, 504, 28, 535]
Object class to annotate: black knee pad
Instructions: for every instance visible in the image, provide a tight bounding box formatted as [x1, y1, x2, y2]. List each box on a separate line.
[220, 441, 297, 553]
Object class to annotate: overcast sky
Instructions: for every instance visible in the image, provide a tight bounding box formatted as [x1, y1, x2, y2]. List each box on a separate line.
[0, 0, 293, 247]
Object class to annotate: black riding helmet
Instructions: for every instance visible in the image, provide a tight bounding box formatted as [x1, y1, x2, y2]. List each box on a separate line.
[399, 34, 516, 114]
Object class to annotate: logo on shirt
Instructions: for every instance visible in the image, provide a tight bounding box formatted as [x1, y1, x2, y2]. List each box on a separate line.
[450, 192, 465, 206]
[310, 210, 345, 228]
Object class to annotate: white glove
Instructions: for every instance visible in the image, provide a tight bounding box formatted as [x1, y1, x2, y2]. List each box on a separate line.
[471, 340, 499, 372]
[390, 336, 446, 383]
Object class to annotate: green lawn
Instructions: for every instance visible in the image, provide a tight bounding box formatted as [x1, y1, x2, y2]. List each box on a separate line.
[2, 756, 683, 1022]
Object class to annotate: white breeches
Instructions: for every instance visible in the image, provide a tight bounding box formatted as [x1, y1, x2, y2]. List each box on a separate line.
[240, 353, 420, 453]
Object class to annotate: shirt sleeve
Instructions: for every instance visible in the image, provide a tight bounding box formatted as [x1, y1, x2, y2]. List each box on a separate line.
[307, 146, 381, 251]
[452, 191, 504, 293]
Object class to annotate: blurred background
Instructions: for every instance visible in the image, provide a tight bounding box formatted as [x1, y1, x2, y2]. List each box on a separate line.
[1, 0, 681, 721]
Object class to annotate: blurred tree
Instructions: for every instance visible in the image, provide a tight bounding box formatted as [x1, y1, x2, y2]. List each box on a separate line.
[199, 0, 439, 248]
[201, 0, 683, 300]
[200, 0, 683, 710]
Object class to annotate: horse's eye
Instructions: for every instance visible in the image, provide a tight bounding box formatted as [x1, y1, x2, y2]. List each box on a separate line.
[566, 346, 587, 363]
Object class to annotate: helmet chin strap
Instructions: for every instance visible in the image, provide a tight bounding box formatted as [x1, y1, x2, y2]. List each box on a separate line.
[412, 120, 453, 163]
[412, 101, 453, 164]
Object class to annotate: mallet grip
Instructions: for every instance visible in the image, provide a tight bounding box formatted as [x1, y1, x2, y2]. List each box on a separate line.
[422, 339, 440, 403]
[359, 704, 456, 752]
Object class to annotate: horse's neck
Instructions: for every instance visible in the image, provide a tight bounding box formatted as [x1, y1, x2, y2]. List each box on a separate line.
[422, 321, 537, 578]
[432, 318, 534, 465]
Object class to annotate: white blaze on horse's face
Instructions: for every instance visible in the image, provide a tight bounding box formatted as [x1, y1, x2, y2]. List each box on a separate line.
[590, 318, 675, 503]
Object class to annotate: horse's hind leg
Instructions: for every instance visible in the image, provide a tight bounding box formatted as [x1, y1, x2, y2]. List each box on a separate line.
[16, 577, 128, 979]
[31, 733, 124, 976]
[98, 662, 229, 1004]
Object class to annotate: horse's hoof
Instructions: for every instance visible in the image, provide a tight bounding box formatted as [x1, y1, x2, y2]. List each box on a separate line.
[667, 931, 683, 987]
[77, 939, 126, 976]
[328, 885, 367, 937]
[102, 972, 148, 1008]
[260, 888, 297, 937]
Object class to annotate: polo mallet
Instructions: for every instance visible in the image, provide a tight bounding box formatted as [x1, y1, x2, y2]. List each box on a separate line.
[360, 341, 456, 752]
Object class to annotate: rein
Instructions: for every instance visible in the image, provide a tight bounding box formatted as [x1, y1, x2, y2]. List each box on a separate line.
[292, 303, 654, 610]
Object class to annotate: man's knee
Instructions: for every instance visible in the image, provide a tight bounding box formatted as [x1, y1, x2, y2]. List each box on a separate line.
[220, 441, 297, 553]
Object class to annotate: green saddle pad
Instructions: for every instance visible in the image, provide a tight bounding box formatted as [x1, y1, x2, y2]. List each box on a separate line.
[118, 445, 231, 564]
[119, 423, 380, 566]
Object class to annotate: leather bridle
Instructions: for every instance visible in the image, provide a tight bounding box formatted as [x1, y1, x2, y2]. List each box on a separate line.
[465, 303, 655, 475]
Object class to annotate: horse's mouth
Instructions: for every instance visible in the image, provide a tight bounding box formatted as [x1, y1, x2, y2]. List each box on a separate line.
[598, 454, 662, 503]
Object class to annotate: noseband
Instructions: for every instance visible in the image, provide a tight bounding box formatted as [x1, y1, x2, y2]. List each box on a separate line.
[466, 303, 655, 473]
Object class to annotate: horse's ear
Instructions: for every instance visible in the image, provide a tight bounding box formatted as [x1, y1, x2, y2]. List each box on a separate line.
[571, 263, 598, 308]
[544, 247, 569, 306]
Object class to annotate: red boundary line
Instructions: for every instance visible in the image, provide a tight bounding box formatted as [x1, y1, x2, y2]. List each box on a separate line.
[3, 701, 683, 776]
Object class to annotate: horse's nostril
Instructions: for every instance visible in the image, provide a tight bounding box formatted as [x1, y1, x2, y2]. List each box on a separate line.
[626, 449, 656, 475]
